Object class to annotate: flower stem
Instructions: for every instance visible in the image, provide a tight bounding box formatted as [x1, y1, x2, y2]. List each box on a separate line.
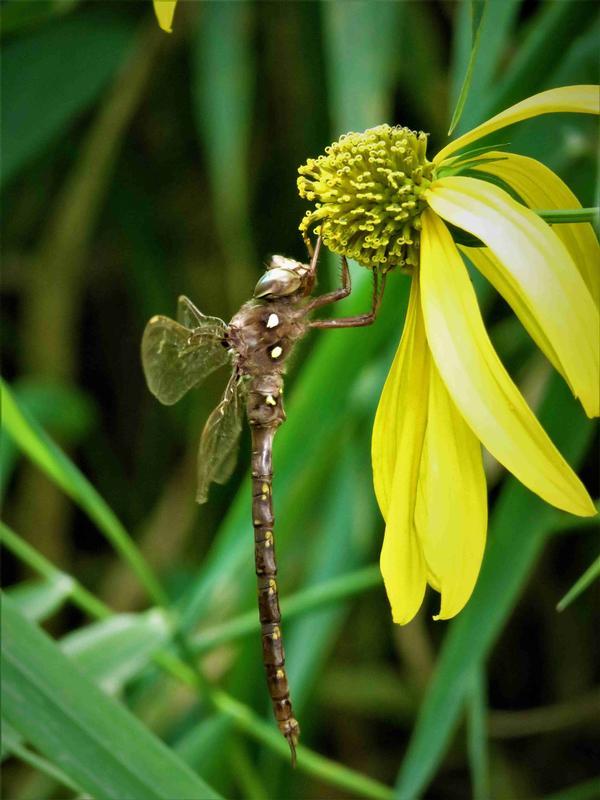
[536, 207, 599, 224]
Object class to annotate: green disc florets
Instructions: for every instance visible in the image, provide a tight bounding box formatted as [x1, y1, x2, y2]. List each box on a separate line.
[297, 125, 433, 271]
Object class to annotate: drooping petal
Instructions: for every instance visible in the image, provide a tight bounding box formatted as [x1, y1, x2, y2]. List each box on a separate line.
[434, 85, 600, 164]
[420, 209, 596, 517]
[153, 0, 177, 33]
[460, 244, 565, 380]
[426, 176, 599, 417]
[372, 279, 428, 623]
[415, 361, 487, 620]
[472, 151, 600, 305]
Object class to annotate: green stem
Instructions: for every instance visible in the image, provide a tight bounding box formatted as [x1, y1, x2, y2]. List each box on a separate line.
[536, 207, 599, 224]
[214, 691, 394, 800]
[466, 667, 490, 800]
[191, 564, 381, 654]
[556, 553, 600, 612]
[2, 734, 81, 795]
[0, 522, 110, 621]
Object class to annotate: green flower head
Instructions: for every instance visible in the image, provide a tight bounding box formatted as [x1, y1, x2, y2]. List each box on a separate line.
[297, 125, 434, 272]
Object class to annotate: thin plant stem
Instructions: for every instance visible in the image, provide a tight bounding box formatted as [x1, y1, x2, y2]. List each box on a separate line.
[192, 563, 381, 653]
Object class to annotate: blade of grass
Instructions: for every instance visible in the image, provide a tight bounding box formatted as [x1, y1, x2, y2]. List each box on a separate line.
[448, 0, 488, 135]
[1, 594, 223, 800]
[2, 522, 394, 800]
[556, 552, 600, 611]
[1, 720, 81, 795]
[0, 521, 110, 620]
[541, 778, 600, 800]
[191, 563, 380, 654]
[466, 667, 490, 800]
[1, 383, 168, 607]
[192, 1, 255, 305]
[4, 578, 74, 623]
[479, 0, 597, 119]
[394, 374, 595, 799]
[1, 7, 133, 186]
[450, 0, 520, 135]
[323, 0, 403, 133]
[213, 691, 394, 800]
[60, 610, 171, 694]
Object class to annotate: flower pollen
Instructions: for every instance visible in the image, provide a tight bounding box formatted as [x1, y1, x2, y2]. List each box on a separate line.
[298, 125, 433, 271]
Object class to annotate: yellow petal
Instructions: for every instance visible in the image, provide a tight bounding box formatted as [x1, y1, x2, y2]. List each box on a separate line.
[435, 85, 600, 164]
[373, 279, 428, 623]
[153, 0, 177, 33]
[472, 151, 600, 305]
[460, 244, 566, 381]
[426, 176, 599, 417]
[415, 361, 487, 620]
[420, 210, 596, 517]
[372, 280, 426, 517]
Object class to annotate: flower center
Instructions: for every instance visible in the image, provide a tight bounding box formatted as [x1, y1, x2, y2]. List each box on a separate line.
[298, 125, 433, 272]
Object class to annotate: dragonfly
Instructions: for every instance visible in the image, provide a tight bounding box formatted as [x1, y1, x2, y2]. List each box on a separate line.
[141, 237, 384, 764]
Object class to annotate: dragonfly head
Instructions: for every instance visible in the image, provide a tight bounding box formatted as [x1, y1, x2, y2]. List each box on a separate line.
[253, 255, 314, 300]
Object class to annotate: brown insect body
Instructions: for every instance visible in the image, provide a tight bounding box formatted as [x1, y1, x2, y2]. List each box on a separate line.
[226, 262, 314, 763]
[141, 240, 384, 766]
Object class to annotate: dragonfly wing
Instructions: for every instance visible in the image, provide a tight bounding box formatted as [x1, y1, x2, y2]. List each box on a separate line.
[141, 314, 229, 405]
[196, 374, 247, 503]
[177, 295, 226, 331]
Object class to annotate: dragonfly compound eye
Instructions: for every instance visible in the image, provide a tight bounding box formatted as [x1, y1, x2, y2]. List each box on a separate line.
[254, 267, 302, 299]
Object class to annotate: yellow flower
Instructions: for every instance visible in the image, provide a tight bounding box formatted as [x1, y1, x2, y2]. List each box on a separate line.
[298, 86, 599, 624]
[153, 0, 177, 33]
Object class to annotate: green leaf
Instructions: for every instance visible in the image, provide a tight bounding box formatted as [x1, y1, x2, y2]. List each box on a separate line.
[394, 374, 595, 799]
[1, 8, 133, 186]
[0, 0, 80, 37]
[0, 379, 97, 497]
[556, 552, 600, 611]
[479, 0, 597, 119]
[1, 594, 223, 800]
[1, 718, 80, 793]
[1, 380, 167, 607]
[192, 1, 255, 300]
[448, 1, 488, 135]
[61, 610, 171, 694]
[449, 0, 520, 135]
[323, 0, 404, 132]
[5, 577, 74, 622]
[543, 778, 600, 800]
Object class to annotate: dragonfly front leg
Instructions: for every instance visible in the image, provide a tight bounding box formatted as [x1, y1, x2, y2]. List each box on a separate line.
[308, 259, 385, 329]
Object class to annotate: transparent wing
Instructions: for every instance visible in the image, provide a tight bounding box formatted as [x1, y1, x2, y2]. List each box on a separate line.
[141, 314, 229, 405]
[177, 295, 225, 330]
[196, 373, 247, 503]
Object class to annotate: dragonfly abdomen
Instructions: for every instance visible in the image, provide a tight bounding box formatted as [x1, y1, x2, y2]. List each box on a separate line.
[248, 376, 300, 765]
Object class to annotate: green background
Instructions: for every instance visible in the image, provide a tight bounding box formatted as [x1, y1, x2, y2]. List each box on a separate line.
[1, 1, 598, 799]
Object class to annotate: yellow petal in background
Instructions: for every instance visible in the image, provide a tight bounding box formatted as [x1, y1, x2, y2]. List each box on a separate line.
[420, 210, 595, 517]
[426, 177, 599, 417]
[435, 85, 600, 164]
[373, 280, 429, 623]
[472, 151, 600, 305]
[415, 362, 487, 620]
[153, 0, 177, 33]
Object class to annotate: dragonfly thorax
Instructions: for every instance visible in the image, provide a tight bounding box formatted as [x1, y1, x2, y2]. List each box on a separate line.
[253, 255, 313, 300]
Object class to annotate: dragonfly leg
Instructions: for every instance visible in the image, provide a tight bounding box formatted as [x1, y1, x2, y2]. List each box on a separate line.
[304, 254, 352, 313]
[309, 269, 385, 329]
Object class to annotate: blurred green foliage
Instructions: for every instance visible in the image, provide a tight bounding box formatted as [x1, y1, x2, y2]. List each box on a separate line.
[1, 2, 598, 799]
